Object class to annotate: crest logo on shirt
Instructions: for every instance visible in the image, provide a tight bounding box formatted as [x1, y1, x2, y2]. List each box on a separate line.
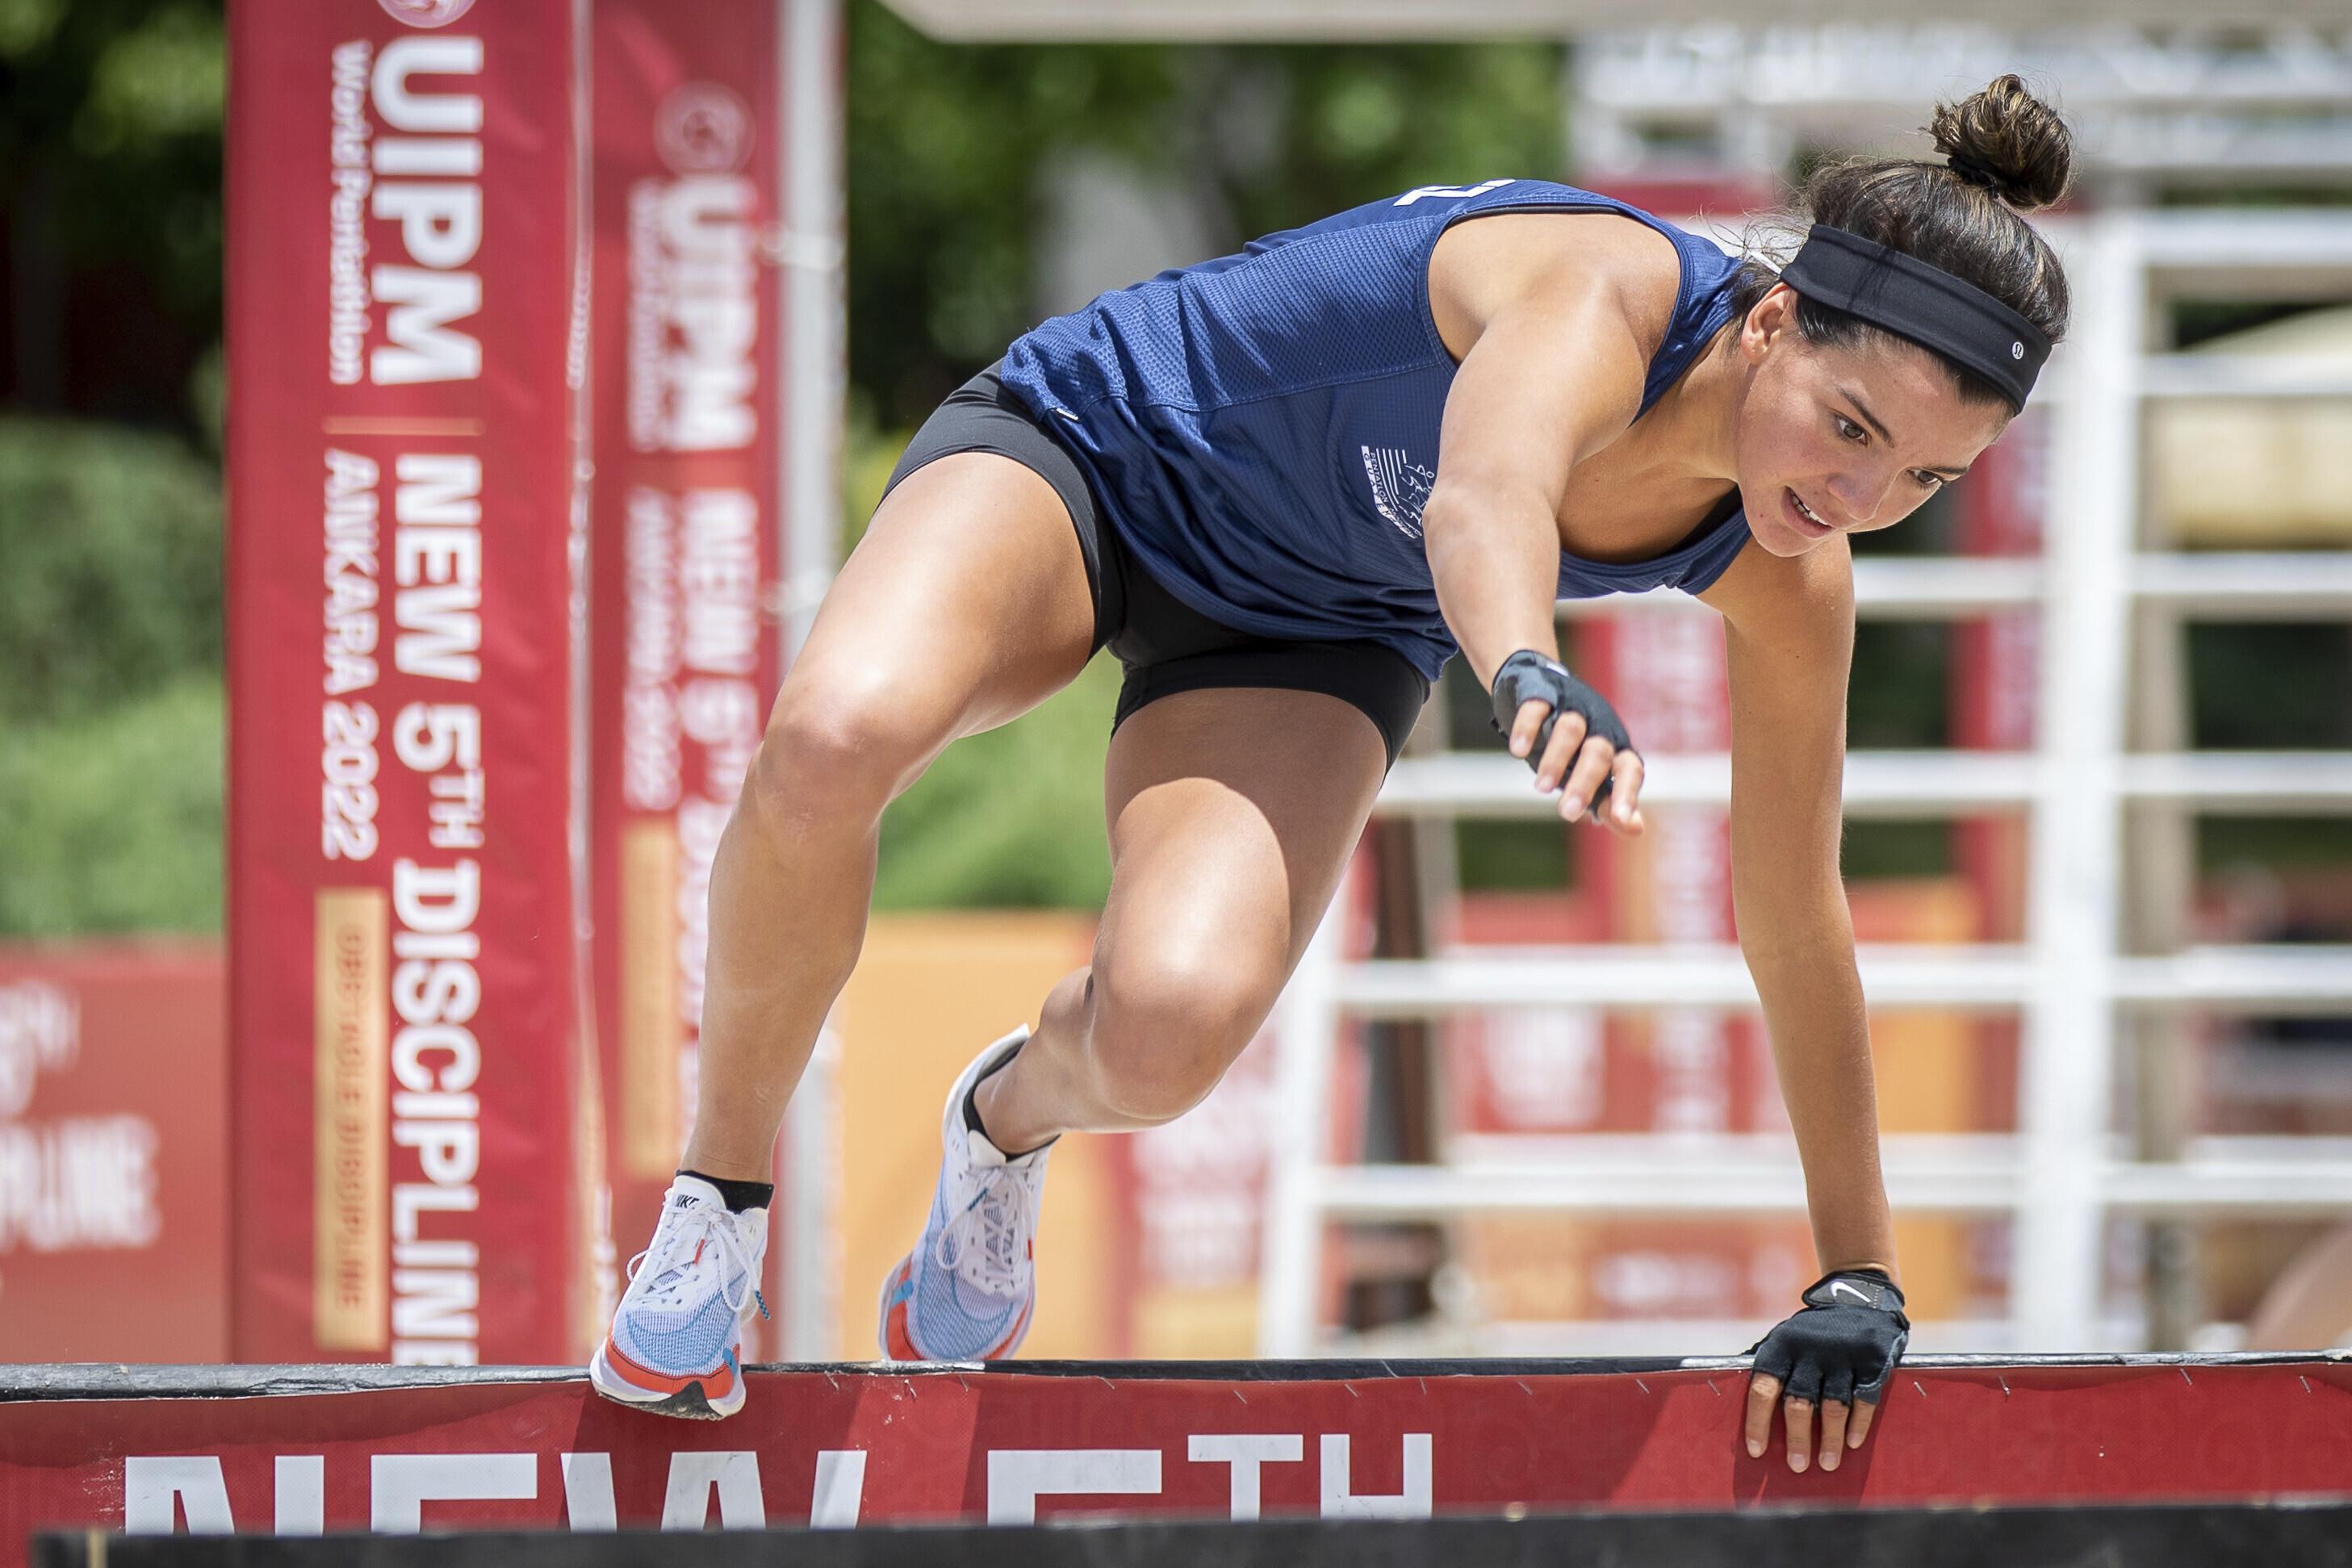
[1360, 445, 1436, 540]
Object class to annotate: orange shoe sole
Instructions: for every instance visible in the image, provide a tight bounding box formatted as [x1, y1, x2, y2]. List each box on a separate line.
[588, 1334, 744, 1420]
[877, 1253, 1032, 1362]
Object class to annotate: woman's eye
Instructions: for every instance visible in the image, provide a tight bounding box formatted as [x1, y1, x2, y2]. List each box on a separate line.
[1913, 471, 1944, 490]
[1834, 415, 1865, 442]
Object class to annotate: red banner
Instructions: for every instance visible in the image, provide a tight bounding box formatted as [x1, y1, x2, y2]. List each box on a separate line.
[1951, 413, 2048, 1150]
[1953, 412, 2048, 946]
[586, 0, 788, 1310]
[0, 947, 227, 1362]
[2, 1360, 2346, 1555]
[225, 0, 599, 1365]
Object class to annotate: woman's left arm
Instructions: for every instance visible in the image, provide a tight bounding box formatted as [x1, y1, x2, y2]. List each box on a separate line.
[1699, 534, 1906, 1470]
[1705, 537, 1896, 1278]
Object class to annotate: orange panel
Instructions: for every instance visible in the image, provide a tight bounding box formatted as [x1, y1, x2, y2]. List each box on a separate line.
[832, 913, 1118, 1361]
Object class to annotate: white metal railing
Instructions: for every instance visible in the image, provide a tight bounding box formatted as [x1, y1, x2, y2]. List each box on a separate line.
[1335, 945, 2352, 1016]
[2132, 554, 2352, 617]
[1337, 946, 2041, 1012]
[1375, 750, 2352, 817]
[1562, 551, 2352, 620]
[1259, 208, 2352, 1361]
[1373, 751, 2045, 814]
[1316, 1144, 2352, 1219]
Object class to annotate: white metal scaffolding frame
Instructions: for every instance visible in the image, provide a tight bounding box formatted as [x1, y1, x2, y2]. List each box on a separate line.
[1570, 26, 2352, 187]
[1258, 209, 2352, 1360]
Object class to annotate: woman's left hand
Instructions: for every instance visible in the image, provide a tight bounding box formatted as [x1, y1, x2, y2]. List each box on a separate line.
[1743, 1269, 1909, 1473]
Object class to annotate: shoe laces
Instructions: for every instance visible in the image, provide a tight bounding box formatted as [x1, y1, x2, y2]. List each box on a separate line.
[933, 1158, 1044, 1298]
[627, 1198, 770, 1321]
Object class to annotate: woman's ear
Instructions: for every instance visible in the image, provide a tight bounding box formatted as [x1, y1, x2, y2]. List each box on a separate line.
[1739, 284, 1797, 366]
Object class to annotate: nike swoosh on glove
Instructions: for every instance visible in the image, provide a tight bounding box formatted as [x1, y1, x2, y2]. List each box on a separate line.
[1747, 1269, 1911, 1407]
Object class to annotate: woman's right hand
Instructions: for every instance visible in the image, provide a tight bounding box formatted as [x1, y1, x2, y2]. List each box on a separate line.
[1490, 650, 1647, 832]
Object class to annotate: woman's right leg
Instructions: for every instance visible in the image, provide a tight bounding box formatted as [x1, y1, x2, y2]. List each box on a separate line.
[678, 449, 1099, 1184]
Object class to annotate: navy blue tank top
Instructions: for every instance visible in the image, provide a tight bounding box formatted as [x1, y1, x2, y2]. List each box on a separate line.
[997, 179, 1752, 682]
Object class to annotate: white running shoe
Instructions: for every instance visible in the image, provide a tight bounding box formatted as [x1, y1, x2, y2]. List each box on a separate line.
[877, 1026, 1049, 1362]
[590, 1173, 768, 1420]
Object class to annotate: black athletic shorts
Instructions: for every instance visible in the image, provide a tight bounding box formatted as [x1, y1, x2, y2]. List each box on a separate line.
[881, 365, 1431, 767]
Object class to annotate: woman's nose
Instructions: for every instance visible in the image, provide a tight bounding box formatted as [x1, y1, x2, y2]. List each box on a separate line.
[1829, 467, 1897, 525]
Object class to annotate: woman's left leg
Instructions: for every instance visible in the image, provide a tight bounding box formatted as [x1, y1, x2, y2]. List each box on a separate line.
[974, 683, 1391, 1151]
[877, 681, 1389, 1362]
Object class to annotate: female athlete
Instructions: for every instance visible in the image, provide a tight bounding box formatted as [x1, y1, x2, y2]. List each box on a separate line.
[592, 75, 2074, 1476]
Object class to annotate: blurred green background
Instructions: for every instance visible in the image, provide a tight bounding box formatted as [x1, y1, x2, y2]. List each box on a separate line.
[3, 1, 2344, 935]
[0, 0, 1569, 930]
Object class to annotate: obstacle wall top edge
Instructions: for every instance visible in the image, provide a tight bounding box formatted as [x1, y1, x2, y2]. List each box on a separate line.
[5, 1351, 2346, 1403]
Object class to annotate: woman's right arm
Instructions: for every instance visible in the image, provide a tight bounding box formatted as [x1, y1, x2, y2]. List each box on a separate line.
[1421, 213, 1674, 822]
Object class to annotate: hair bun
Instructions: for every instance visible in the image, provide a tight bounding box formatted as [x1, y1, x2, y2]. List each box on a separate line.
[1928, 74, 2073, 212]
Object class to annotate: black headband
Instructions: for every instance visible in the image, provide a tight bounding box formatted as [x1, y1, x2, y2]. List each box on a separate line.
[1778, 224, 2050, 411]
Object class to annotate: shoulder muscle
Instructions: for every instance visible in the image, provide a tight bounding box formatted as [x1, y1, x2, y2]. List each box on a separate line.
[1427, 215, 1684, 510]
[1429, 210, 1681, 367]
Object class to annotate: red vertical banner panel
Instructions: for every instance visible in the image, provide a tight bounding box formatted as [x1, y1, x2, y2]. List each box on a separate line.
[0, 947, 228, 1361]
[1952, 413, 2048, 1174]
[227, 0, 595, 1364]
[1953, 414, 2047, 943]
[587, 0, 786, 1318]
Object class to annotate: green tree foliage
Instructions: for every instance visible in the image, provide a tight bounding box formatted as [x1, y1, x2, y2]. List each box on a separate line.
[835, 422, 1116, 909]
[0, 676, 222, 935]
[1, 0, 228, 934]
[0, 417, 223, 935]
[0, 8, 1569, 922]
[846, 6, 1182, 422]
[2, 0, 224, 426]
[1203, 44, 1569, 240]
[846, 2, 1565, 426]
[872, 659, 1121, 911]
[0, 418, 222, 725]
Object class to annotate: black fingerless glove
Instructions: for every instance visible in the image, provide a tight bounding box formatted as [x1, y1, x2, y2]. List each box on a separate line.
[1747, 1269, 1910, 1406]
[1488, 650, 1637, 808]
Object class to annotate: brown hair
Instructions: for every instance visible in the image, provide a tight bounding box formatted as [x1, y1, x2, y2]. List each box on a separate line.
[1728, 74, 2074, 408]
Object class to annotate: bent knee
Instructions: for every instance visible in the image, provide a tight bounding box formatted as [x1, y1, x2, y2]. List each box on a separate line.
[746, 674, 945, 830]
[1086, 943, 1279, 1125]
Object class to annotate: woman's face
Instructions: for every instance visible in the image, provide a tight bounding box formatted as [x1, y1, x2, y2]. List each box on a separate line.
[1732, 285, 2012, 557]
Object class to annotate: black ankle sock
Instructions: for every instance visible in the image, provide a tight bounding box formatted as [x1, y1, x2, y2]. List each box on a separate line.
[678, 1169, 773, 1214]
[965, 1042, 1057, 1160]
